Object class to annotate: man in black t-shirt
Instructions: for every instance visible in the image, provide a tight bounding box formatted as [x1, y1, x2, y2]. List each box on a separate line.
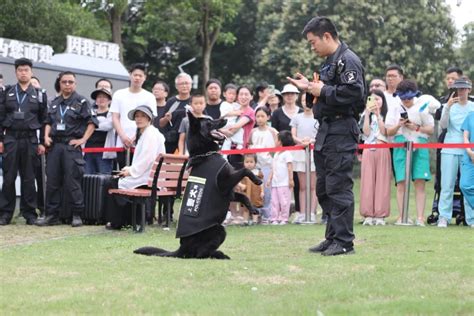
[205, 78, 223, 119]
[159, 73, 192, 153]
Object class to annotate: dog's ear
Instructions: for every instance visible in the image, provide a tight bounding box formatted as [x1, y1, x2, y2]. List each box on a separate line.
[188, 111, 200, 133]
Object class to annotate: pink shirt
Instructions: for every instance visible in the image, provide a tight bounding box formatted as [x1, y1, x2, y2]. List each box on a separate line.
[241, 106, 255, 148]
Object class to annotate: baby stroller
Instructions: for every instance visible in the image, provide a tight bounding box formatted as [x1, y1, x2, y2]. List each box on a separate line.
[427, 127, 466, 225]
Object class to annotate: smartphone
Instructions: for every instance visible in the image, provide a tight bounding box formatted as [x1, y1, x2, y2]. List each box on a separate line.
[400, 111, 409, 120]
[366, 96, 376, 111]
[449, 88, 458, 98]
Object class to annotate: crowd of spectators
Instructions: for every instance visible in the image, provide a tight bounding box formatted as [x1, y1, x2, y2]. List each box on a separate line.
[1, 60, 473, 229]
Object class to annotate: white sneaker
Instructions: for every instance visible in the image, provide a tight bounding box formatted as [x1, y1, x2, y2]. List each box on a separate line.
[362, 217, 374, 226]
[374, 218, 386, 226]
[292, 213, 304, 224]
[437, 217, 448, 228]
[416, 219, 425, 227]
[310, 212, 317, 223]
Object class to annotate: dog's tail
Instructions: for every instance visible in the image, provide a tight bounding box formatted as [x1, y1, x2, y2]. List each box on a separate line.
[134, 246, 180, 257]
[133, 246, 169, 256]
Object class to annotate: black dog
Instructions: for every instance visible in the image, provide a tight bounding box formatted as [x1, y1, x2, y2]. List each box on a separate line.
[134, 112, 262, 259]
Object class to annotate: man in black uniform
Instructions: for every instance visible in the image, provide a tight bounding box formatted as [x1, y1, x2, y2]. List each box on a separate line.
[0, 58, 47, 225]
[288, 17, 365, 256]
[36, 71, 98, 227]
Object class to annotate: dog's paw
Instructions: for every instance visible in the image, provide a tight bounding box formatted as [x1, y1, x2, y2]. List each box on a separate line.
[251, 207, 261, 215]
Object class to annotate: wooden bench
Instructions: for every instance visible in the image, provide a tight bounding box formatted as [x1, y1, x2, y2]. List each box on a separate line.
[108, 154, 188, 232]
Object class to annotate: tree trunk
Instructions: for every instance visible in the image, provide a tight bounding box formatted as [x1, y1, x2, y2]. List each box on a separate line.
[110, 6, 124, 62]
[200, 1, 220, 93]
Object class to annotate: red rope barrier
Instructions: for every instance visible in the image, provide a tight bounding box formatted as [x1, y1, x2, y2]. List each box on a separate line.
[81, 142, 472, 154]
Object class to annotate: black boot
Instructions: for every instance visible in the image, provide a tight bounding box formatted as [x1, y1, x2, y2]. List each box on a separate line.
[35, 215, 60, 226]
[321, 243, 355, 256]
[71, 215, 83, 227]
[308, 239, 333, 253]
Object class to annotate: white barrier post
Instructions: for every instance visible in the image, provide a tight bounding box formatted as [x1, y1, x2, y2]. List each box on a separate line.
[301, 145, 314, 225]
[401, 141, 414, 225]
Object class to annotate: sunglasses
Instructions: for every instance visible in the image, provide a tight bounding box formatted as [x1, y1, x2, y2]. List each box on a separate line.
[61, 80, 75, 85]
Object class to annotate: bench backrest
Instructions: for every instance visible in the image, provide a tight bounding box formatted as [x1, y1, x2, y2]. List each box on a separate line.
[149, 154, 189, 199]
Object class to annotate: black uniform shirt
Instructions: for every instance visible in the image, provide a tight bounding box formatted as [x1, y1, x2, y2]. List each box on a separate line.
[46, 91, 98, 139]
[314, 42, 366, 120]
[0, 84, 47, 141]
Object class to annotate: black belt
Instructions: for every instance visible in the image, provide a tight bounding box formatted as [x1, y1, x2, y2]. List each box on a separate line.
[5, 130, 36, 138]
[323, 115, 350, 123]
[53, 136, 74, 143]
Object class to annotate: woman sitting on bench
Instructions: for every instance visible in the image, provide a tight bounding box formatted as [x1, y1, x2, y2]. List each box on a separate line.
[106, 105, 165, 229]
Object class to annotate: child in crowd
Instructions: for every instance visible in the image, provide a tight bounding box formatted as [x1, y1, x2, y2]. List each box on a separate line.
[238, 154, 264, 225]
[248, 107, 278, 223]
[266, 130, 295, 225]
[178, 94, 207, 155]
[290, 97, 319, 224]
[220, 83, 244, 152]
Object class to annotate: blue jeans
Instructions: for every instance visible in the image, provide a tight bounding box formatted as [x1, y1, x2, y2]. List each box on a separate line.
[84, 153, 113, 175]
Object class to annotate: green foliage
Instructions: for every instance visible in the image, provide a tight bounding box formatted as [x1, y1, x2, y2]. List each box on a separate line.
[458, 22, 474, 78]
[0, 0, 110, 53]
[255, 0, 456, 96]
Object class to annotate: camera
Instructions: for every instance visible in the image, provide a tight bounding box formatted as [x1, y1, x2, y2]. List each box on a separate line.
[400, 111, 409, 120]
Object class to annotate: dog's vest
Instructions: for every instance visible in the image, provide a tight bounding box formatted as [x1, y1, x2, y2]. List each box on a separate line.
[176, 154, 229, 238]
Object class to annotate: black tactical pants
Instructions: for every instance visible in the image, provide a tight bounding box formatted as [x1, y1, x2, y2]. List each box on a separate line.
[45, 142, 85, 217]
[314, 117, 359, 248]
[0, 134, 38, 221]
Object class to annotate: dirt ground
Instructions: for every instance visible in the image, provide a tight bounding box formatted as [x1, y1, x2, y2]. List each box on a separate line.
[0, 217, 107, 248]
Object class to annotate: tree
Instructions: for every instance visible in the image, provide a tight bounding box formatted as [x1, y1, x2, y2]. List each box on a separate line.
[458, 22, 474, 78]
[0, 0, 109, 53]
[119, 0, 241, 92]
[252, 0, 456, 96]
[80, 0, 143, 62]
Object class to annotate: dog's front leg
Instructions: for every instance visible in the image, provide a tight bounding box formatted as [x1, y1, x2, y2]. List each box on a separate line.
[232, 192, 260, 215]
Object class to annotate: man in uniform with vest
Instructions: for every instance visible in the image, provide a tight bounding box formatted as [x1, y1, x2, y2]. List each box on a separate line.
[288, 16, 366, 256]
[0, 58, 47, 225]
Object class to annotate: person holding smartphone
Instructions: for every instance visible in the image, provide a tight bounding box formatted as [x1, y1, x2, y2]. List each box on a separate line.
[359, 90, 391, 226]
[385, 80, 434, 226]
[437, 77, 474, 227]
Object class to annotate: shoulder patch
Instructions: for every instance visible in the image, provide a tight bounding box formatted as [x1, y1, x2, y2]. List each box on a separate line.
[343, 70, 357, 84]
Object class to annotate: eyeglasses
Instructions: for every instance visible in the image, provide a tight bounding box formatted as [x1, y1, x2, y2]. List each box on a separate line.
[370, 83, 384, 88]
[61, 80, 75, 85]
[176, 82, 192, 86]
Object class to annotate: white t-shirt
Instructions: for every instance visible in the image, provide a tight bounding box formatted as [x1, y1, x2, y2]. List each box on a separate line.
[109, 88, 157, 147]
[249, 127, 276, 168]
[385, 97, 434, 141]
[384, 91, 400, 113]
[271, 151, 293, 187]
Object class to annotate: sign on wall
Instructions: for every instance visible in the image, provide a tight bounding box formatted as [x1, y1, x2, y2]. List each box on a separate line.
[66, 35, 120, 61]
[0, 38, 54, 63]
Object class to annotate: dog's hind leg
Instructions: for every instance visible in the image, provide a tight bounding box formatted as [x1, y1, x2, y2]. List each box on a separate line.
[210, 250, 230, 260]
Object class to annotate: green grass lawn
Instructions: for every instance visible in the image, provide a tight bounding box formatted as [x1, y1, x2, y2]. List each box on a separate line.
[1, 180, 473, 315]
